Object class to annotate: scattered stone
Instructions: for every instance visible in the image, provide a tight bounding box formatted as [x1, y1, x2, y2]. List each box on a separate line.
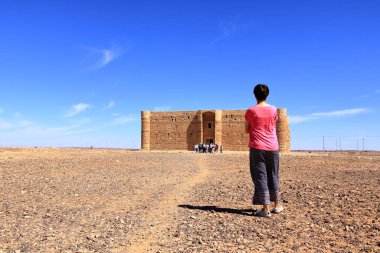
[1, 149, 379, 252]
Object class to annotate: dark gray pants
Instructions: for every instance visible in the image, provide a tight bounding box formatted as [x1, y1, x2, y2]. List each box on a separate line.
[249, 148, 280, 205]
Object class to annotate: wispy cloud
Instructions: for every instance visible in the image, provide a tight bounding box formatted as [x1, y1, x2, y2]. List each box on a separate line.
[0, 118, 36, 130]
[64, 103, 90, 118]
[101, 101, 115, 111]
[0, 108, 4, 114]
[154, 106, 172, 111]
[13, 112, 23, 118]
[211, 15, 247, 44]
[289, 108, 369, 124]
[0, 107, 139, 147]
[310, 108, 368, 117]
[18, 120, 35, 127]
[78, 43, 125, 70]
[0, 120, 13, 129]
[375, 90, 380, 94]
[95, 47, 120, 69]
[113, 115, 138, 125]
[12, 119, 93, 139]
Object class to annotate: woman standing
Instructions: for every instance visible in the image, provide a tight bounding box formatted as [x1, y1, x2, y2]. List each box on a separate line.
[245, 84, 284, 218]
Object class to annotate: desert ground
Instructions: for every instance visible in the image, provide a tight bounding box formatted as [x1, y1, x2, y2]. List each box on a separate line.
[1, 148, 379, 253]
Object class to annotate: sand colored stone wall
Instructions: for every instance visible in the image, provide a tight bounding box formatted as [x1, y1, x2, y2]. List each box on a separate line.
[141, 109, 291, 152]
[221, 110, 249, 151]
[144, 111, 200, 150]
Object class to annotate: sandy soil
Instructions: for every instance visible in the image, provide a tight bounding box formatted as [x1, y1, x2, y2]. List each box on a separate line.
[1, 148, 379, 252]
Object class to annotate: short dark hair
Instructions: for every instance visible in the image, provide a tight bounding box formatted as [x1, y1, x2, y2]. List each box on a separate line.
[253, 84, 269, 101]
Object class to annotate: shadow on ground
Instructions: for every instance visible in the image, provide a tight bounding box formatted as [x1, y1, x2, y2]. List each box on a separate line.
[178, 204, 256, 216]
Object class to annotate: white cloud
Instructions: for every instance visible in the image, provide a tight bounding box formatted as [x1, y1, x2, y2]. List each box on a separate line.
[0, 118, 36, 129]
[78, 43, 126, 70]
[102, 101, 115, 111]
[0, 120, 13, 129]
[13, 112, 23, 118]
[211, 15, 247, 44]
[9, 117, 93, 139]
[289, 108, 369, 124]
[95, 48, 119, 69]
[18, 120, 35, 127]
[0, 105, 141, 148]
[288, 115, 311, 124]
[154, 106, 172, 111]
[113, 115, 137, 125]
[310, 108, 368, 117]
[64, 103, 90, 118]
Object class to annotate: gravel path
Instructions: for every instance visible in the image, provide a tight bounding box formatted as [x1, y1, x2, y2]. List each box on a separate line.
[1, 148, 379, 252]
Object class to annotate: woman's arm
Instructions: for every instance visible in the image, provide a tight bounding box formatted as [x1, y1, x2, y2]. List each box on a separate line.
[245, 120, 250, 134]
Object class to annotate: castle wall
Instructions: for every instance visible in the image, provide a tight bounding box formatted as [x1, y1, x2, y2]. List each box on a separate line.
[221, 110, 249, 151]
[141, 109, 291, 152]
[147, 111, 200, 150]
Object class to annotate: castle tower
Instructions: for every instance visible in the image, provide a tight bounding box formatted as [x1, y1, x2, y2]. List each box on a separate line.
[276, 108, 291, 152]
[141, 111, 151, 150]
[214, 110, 223, 146]
[197, 110, 203, 144]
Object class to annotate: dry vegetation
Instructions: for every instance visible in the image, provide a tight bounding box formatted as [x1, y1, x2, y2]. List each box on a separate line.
[1, 148, 379, 252]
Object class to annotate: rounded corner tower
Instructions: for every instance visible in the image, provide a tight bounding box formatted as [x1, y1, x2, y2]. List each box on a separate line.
[276, 108, 291, 153]
[141, 111, 151, 150]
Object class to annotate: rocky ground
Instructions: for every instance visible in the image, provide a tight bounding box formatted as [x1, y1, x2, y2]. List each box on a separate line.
[1, 148, 379, 252]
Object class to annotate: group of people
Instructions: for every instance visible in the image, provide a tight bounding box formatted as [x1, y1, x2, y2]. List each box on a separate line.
[194, 143, 222, 153]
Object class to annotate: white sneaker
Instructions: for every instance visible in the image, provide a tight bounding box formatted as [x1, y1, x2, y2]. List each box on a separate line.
[270, 206, 284, 214]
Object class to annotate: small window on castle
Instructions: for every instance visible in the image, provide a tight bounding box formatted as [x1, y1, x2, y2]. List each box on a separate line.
[188, 116, 190, 119]
[208, 123, 212, 128]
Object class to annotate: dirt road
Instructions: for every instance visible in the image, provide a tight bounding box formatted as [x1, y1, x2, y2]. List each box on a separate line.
[1, 148, 379, 252]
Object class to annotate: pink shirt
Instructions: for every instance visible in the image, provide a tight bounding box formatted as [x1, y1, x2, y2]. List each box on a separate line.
[245, 105, 279, 151]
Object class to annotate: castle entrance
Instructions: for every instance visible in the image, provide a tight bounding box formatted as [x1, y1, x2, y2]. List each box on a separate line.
[205, 139, 214, 144]
[202, 111, 215, 144]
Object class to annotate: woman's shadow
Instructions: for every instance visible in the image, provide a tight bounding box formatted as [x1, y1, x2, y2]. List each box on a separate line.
[178, 204, 257, 216]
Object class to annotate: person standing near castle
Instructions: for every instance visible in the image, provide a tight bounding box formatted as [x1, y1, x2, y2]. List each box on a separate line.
[245, 84, 284, 218]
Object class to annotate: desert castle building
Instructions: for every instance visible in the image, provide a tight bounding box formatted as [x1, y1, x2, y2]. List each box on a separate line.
[141, 109, 291, 152]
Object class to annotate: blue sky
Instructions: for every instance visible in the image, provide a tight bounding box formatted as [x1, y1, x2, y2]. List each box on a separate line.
[0, 0, 379, 150]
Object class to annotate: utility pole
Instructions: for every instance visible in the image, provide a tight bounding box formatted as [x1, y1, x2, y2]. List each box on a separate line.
[335, 139, 338, 151]
[323, 136, 325, 151]
[362, 138, 365, 151]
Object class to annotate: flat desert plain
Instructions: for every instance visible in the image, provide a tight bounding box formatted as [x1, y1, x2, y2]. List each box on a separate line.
[1, 148, 379, 253]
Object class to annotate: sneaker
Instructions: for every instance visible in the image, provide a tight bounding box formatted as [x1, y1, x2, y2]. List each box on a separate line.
[270, 206, 284, 214]
[254, 210, 272, 218]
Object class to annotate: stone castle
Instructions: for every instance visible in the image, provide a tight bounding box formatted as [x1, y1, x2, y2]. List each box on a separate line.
[141, 109, 291, 152]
